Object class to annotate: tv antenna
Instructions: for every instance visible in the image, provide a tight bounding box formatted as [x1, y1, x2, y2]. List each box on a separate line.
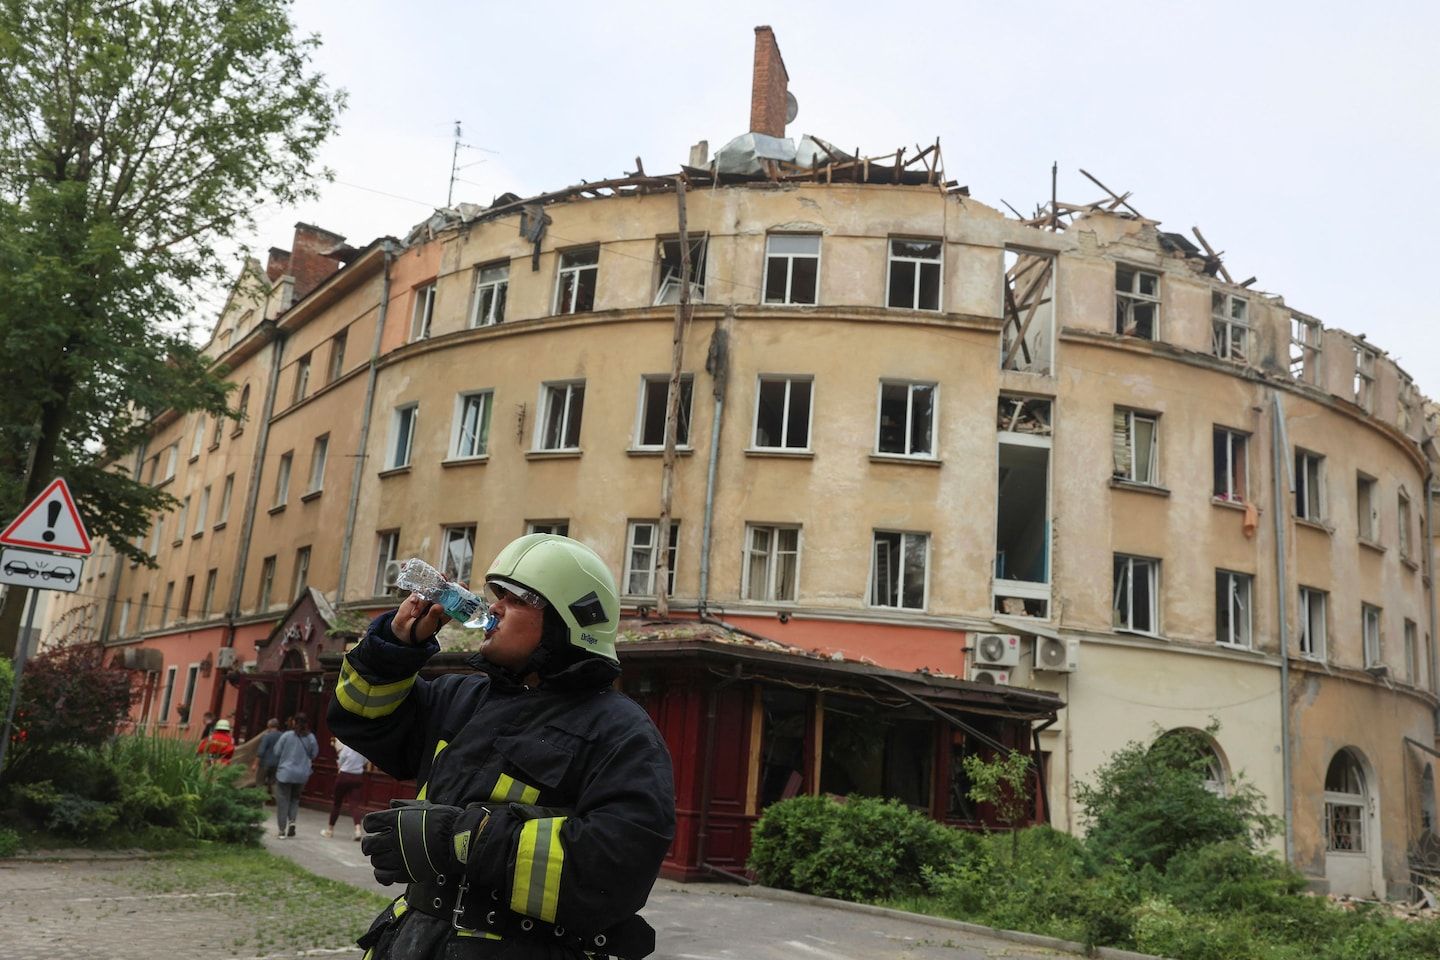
[447, 120, 498, 207]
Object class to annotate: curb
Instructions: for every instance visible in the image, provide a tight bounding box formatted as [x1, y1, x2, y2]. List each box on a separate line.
[4, 848, 169, 862]
[719, 883, 1168, 960]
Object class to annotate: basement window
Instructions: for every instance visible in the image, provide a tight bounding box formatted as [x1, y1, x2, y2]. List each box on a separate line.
[1212, 428, 1248, 503]
[1113, 409, 1159, 485]
[1215, 570, 1253, 648]
[763, 234, 820, 305]
[887, 238, 942, 311]
[1115, 265, 1160, 339]
[554, 247, 599, 314]
[655, 237, 707, 305]
[1211, 292, 1249, 363]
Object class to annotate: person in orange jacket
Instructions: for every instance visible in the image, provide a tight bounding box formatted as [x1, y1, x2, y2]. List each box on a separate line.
[197, 718, 236, 765]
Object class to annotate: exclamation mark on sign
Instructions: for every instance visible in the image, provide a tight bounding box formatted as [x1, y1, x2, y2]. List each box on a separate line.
[42, 501, 60, 542]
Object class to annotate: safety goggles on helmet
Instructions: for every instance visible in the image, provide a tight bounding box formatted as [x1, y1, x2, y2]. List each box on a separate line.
[485, 577, 548, 609]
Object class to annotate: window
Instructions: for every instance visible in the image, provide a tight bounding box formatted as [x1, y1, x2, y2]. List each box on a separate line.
[995, 399, 1052, 617]
[1212, 428, 1248, 502]
[1215, 571, 1253, 648]
[1295, 451, 1325, 521]
[1324, 752, 1367, 853]
[293, 352, 311, 403]
[624, 520, 679, 596]
[440, 525, 475, 582]
[388, 404, 417, 468]
[161, 581, 174, 626]
[234, 384, 250, 435]
[753, 376, 812, 450]
[201, 569, 218, 619]
[636, 375, 694, 449]
[1353, 345, 1376, 412]
[181, 665, 198, 723]
[257, 556, 276, 610]
[149, 514, 162, 557]
[538, 382, 585, 451]
[273, 451, 293, 506]
[293, 545, 311, 600]
[655, 237, 707, 305]
[1113, 409, 1159, 485]
[451, 391, 493, 459]
[117, 600, 131, 637]
[1115, 265, 1160, 339]
[470, 263, 509, 327]
[194, 486, 210, 536]
[876, 381, 936, 457]
[1405, 619, 1419, 684]
[1356, 474, 1377, 541]
[174, 496, 189, 545]
[763, 234, 820, 305]
[1299, 587, 1327, 660]
[1001, 250, 1056, 374]
[411, 282, 437, 340]
[743, 524, 800, 602]
[374, 531, 400, 596]
[327, 331, 347, 383]
[217, 474, 234, 526]
[138, 592, 150, 632]
[1113, 555, 1159, 634]
[161, 443, 178, 482]
[1362, 603, 1382, 668]
[887, 238, 941, 311]
[189, 415, 207, 459]
[1211, 292, 1249, 362]
[527, 520, 570, 537]
[211, 410, 224, 448]
[157, 665, 176, 724]
[554, 248, 599, 314]
[1290, 315, 1322, 383]
[307, 435, 328, 493]
[180, 575, 194, 620]
[1398, 490, 1412, 559]
[870, 531, 928, 610]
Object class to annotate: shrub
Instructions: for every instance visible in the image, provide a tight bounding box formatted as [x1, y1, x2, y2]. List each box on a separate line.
[748, 795, 972, 901]
[0, 826, 19, 857]
[192, 763, 265, 845]
[1160, 840, 1306, 914]
[3, 642, 138, 782]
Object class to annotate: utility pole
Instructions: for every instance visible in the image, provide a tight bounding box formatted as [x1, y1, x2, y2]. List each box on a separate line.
[447, 121, 462, 208]
[655, 177, 691, 618]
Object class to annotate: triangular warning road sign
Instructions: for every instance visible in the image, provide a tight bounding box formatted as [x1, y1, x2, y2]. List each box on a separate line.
[0, 478, 92, 555]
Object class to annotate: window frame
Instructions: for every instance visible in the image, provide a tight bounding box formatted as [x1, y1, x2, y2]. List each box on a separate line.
[1398, 489, 1412, 559]
[535, 380, 586, 452]
[751, 375, 814, 452]
[1215, 569, 1253, 648]
[553, 247, 599, 315]
[1404, 618, 1419, 684]
[1113, 554, 1160, 635]
[373, 530, 400, 596]
[742, 523, 802, 603]
[1114, 408, 1160, 485]
[450, 390, 494, 460]
[327, 330, 347, 384]
[1212, 427, 1249, 503]
[1114, 264, 1161, 340]
[439, 525, 476, 583]
[526, 520, 570, 537]
[654, 236, 708, 305]
[1356, 473, 1378, 542]
[1295, 450, 1326, 521]
[201, 568, 218, 619]
[156, 664, 177, 724]
[1211, 291, 1250, 363]
[189, 414, 207, 460]
[634, 374, 695, 450]
[410, 282, 437, 341]
[1353, 345, 1376, 411]
[623, 519, 679, 598]
[1290, 315, 1322, 383]
[868, 530, 929, 611]
[1298, 586, 1328, 661]
[293, 545, 311, 601]
[307, 434, 329, 494]
[273, 451, 293, 507]
[217, 474, 234, 527]
[885, 237, 943, 312]
[292, 352, 311, 404]
[388, 403, 418, 469]
[875, 380, 938, 459]
[1362, 603, 1382, 668]
[194, 485, 210, 537]
[762, 233, 821, 306]
[257, 555, 276, 611]
[469, 261, 509, 328]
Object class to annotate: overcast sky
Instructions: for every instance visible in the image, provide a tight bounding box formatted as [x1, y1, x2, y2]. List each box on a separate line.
[235, 1, 1439, 395]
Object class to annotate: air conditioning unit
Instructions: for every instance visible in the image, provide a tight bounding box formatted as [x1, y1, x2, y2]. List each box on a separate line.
[1033, 636, 1079, 672]
[969, 665, 1012, 686]
[383, 560, 403, 591]
[215, 647, 237, 670]
[121, 647, 163, 672]
[972, 633, 1021, 667]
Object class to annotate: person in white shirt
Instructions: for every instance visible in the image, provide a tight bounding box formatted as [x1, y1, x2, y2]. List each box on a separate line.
[321, 738, 371, 839]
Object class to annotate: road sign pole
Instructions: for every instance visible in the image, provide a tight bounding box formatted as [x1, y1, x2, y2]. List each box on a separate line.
[0, 589, 39, 781]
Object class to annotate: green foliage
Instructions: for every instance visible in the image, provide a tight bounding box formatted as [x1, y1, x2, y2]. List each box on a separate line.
[1160, 840, 1307, 913]
[0, 825, 19, 857]
[962, 750, 1035, 859]
[748, 795, 972, 902]
[5, 642, 138, 773]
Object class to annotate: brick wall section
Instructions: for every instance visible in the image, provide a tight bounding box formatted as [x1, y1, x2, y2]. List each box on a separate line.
[266, 247, 291, 282]
[287, 223, 347, 300]
[749, 25, 789, 138]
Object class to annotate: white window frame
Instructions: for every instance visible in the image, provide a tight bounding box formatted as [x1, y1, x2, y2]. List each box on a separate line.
[1213, 428, 1248, 503]
[634, 375, 695, 450]
[388, 404, 418, 469]
[1215, 570, 1253, 648]
[439, 525, 476, 583]
[273, 451, 292, 506]
[194, 486, 210, 536]
[469, 262, 509, 328]
[654, 236, 708, 305]
[190, 415, 207, 459]
[1113, 554, 1160, 635]
[751, 375, 814, 451]
[293, 352, 311, 403]
[117, 600, 131, 637]
[535, 381, 585, 452]
[1356, 473, 1378, 542]
[258, 555, 276, 610]
[1399, 489, 1413, 560]
[174, 496, 189, 545]
[1115, 264, 1161, 339]
[411, 282, 437, 341]
[374, 530, 400, 596]
[181, 664, 199, 724]
[1299, 587, 1328, 661]
[527, 520, 570, 537]
[201, 568, 217, 619]
[868, 530, 929, 611]
[217, 474, 234, 527]
[157, 665, 177, 724]
[293, 545, 311, 600]
[307, 434, 328, 494]
[1362, 603, 1382, 668]
[162, 443, 178, 482]
[1114, 408, 1160, 485]
[742, 524, 801, 603]
[450, 390, 494, 460]
[885, 237, 942, 312]
[1404, 619, 1419, 684]
[327, 330, 347, 383]
[1295, 450, 1325, 521]
[1354, 345, 1376, 411]
[1290, 315, 1322, 383]
[623, 520, 679, 597]
[763, 234, 821, 306]
[553, 247, 599, 315]
[1211, 292, 1250, 363]
[875, 380, 937, 458]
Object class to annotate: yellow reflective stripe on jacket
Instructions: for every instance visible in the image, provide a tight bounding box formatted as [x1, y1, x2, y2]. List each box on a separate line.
[455, 930, 503, 940]
[511, 816, 566, 923]
[334, 657, 415, 719]
[415, 740, 448, 802]
[489, 772, 540, 805]
[393, 894, 408, 918]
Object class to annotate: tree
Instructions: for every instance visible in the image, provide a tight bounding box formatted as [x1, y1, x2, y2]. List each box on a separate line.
[963, 749, 1036, 862]
[0, 0, 342, 656]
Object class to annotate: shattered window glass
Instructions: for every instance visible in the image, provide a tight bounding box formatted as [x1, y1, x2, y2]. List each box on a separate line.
[887, 238, 942, 311]
[1115, 265, 1160, 339]
[555, 247, 599, 314]
[877, 381, 935, 456]
[637, 376, 693, 447]
[871, 531, 927, 609]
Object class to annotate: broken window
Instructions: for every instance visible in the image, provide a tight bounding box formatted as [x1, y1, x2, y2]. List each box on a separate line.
[753, 376, 812, 450]
[1399, 489, 1412, 559]
[1113, 555, 1159, 634]
[871, 531, 928, 610]
[374, 530, 400, 596]
[327, 331, 347, 384]
[1215, 570, 1253, 648]
[1299, 587, 1327, 660]
[655, 236, 707, 305]
[411, 282, 436, 340]
[1404, 619, 1419, 684]
[470, 262, 508, 327]
[538, 381, 585, 451]
[293, 545, 311, 601]
[996, 395, 1051, 617]
[1324, 751, 1366, 853]
[743, 524, 800, 602]
[1212, 428, 1248, 503]
[257, 556, 275, 611]
[388, 404, 417, 469]
[1001, 249, 1055, 375]
[1290, 315, 1322, 384]
[876, 381, 936, 457]
[1362, 603, 1382, 667]
[763, 234, 820, 305]
[554, 247, 599, 314]
[451, 391, 492, 459]
[1115, 265, 1160, 339]
[440, 525, 475, 583]
[527, 520, 569, 537]
[624, 520, 678, 597]
[1295, 450, 1324, 521]
[887, 238, 942, 311]
[820, 697, 932, 809]
[1353, 345, 1376, 412]
[1211, 292, 1249, 363]
[636, 375, 694, 449]
[996, 394, 1052, 437]
[1113, 409, 1159, 485]
[292, 353, 311, 404]
[273, 452, 292, 507]
[190, 415, 207, 459]
[760, 688, 809, 809]
[1356, 473, 1378, 542]
[1397, 376, 1418, 434]
[307, 435, 327, 493]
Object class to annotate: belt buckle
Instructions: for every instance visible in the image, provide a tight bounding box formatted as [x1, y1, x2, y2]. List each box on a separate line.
[450, 877, 472, 931]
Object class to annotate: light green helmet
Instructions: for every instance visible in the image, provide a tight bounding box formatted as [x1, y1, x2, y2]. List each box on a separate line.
[485, 534, 621, 664]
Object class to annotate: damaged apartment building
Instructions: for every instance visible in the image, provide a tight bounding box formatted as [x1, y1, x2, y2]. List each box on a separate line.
[49, 26, 1440, 898]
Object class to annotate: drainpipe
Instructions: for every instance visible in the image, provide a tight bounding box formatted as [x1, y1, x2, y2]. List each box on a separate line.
[697, 312, 732, 611]
[336, 242, 396, 603]
[1271, 392, 1295, 865]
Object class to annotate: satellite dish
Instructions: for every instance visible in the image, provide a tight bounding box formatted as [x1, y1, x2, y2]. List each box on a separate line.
[785, 91, 799, 125]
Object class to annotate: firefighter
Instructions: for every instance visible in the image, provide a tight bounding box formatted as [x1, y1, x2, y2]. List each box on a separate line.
[196, 718, 235, 765]
[329, 534, 676, 960]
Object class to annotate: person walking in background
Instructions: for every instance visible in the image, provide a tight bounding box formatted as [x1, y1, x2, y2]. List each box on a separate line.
[322, 737, 369, 840]
[253, 718, 283, 803]
[196, 718, 235, 764]
[272, 712, 318, 838]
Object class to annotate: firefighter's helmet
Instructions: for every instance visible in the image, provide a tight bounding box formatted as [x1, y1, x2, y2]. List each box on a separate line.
[485, 534, 620, 664]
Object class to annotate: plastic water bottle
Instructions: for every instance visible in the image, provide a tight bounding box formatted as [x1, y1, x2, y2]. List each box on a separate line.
[396, 557, 496, 631]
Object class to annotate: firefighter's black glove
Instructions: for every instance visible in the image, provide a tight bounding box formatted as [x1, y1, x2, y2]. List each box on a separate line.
[360, 800, 489, 886]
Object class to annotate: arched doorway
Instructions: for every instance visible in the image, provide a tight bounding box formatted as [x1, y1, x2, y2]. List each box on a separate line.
[1323, 748, 1378, 898]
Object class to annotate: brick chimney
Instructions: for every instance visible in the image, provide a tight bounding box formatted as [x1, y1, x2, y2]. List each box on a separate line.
[749, 26, 789, 138]
[287, 223, 348, 300]
[266, 247, 291, 282]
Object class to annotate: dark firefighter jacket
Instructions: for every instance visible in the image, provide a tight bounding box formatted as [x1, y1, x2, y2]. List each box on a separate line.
[328, 612, 676, 960]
